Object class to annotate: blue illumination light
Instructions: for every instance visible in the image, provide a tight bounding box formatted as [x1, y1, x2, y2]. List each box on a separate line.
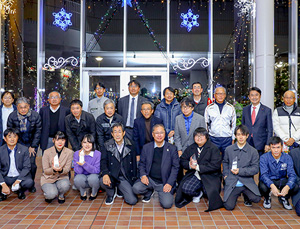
[122, 0, 132, 7]
[53, 8, 72, 31]
[180, 9, 199, 32]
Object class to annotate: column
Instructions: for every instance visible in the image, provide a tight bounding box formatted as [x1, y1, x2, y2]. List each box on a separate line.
[255, 0, 274, 110]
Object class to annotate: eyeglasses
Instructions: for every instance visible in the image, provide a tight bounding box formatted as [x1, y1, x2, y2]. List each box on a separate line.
[95, 87, 104, 90]
[195, 135, 205, 139]
[284, 97, 295, 100]
[49, 96, 60, 99]
[181, 105, 192, 110]
[142, 108, 152, 111]
[215, 93, 225, 96]
[2, 97, 12, 100]
[153, 132, 165, 135]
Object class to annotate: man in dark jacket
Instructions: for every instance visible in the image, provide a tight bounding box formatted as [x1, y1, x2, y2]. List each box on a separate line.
[133, 124, 180, 209]
[39, 91, 70, 152]
[190, 82, 208, 116]
[0, 128, 33, 201]
[96, 99, 123, 152]
[65, 99, 96, 152]
[223, 125, 261, 210]
[259, 136, 298, 210]
[289, 147, 300, 215]
[100, 123, 138, 205]
[7, 97, 42, 192]
[175, 127, 223, 212]
[133, 101, 163, 160]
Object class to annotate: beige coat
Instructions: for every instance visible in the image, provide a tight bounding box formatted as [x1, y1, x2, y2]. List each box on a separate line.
[40, 146, 73, 186]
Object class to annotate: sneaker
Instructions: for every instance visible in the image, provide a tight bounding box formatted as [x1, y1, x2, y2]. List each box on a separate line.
[192, 191, 203, 203]
[263, 197, 271, 209]
[279, 196, 293, 210]
[142, 190, 154, 203]
[244, 199, 252, 207]
[105, 191, 117, 205]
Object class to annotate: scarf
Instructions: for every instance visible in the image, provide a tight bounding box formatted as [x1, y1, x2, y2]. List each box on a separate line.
[17, 109, 31, 132]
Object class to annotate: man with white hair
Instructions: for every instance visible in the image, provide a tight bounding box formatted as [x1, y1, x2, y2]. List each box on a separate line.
[273, 90, 300, 151]
[204, 86, 236, 157]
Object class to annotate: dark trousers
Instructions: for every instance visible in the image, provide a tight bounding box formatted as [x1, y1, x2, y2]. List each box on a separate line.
[248, 137, 264, 156]
[1, 176, 34, 193]
[224, 186, 261, 210]
[125, 128, 133, 141]
[295, 199, 300, 216]
[210, 136, 232, 158]
[100, 176, 137, 205]
[30, 154, 37, 185]
[259, 179, 299, 200]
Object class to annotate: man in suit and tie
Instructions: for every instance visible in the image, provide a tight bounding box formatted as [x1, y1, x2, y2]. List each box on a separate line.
[133, 101, 163, 161]
[117, 80, 147, 140]
[133, 124, 180, 209]
[242, 87, 273, 156]
[0, 128, 33, 201]
[39, 91, 70, 152]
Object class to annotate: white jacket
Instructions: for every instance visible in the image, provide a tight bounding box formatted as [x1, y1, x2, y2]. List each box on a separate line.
[273, 105, 300, 143]
[204, 102, 236, 139]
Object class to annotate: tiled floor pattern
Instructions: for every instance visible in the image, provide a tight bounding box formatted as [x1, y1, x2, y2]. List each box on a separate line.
[0, 157, 300, 229]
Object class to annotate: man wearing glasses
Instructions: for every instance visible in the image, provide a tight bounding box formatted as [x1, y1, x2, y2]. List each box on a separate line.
[204, 86, 236, 157]
[39, 91, 70, 152]
[133, 124, 179, 209]
[88, 82, 108, 120]
[273, 90, 300, 151]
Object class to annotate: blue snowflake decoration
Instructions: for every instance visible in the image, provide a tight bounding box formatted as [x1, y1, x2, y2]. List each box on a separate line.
[53, 8, 72, 31]
[180, 9, 199, 32]
[121, 0, 132, 7]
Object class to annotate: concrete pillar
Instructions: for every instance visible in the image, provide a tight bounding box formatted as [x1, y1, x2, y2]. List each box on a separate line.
[255, 0, 274, 110]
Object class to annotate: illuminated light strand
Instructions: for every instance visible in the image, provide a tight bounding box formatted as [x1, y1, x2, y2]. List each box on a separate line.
[43, 56, 79, 70]
[0, 0, 16, 15]
[180, 9, 199, 32]
[52, 8, 73, 31]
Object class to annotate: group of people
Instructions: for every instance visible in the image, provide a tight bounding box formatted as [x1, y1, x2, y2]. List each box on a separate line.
[1, 80, 300, 215]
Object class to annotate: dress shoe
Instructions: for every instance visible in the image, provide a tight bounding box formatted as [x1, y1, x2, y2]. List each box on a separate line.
[18, 191, 26, 200]
[89, 195, 97, 201]
[80, 195, 87, 201]
[0, 194, 7, 201]
[58, 198, 65, 204]
[45, 198, 54, 203]
[29, 187, 36, 193]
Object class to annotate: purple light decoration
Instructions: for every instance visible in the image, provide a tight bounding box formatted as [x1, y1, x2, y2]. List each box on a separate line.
[180, 9, 199, 32]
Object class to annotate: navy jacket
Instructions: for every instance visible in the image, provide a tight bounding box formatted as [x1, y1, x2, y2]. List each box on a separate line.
[0, 143, 31, 183]
[139, 141, 180, 194]
[260, 151, 297, 189]
[133, 115, 163, 155]
[0, 104, 17, 145]
[242, 104, 273, 151]
[39, 105, 70, 150]
[117, 95, 147, 126]
[7, 110, 42, 149]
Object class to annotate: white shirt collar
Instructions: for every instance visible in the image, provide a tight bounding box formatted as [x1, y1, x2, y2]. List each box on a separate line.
[251, 103, 261, 110]
[154, 141, 165, 148]
[50, 105, 60, 113]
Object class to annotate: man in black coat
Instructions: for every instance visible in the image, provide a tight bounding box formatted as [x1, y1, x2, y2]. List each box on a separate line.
[0, 128, 34, 201]
[117, 80, 147, 140]
[133, 124, 180, 209]
[96, 99, 123, 152]
[100, 123, 138, 205]
[39, 91, 70, 152]
[7, 97, 41, 192]
[133, 101, 163, 160]
[175, 127, 223, 211]
[65, 99, 96, 152]
[190, 82, 208, 116]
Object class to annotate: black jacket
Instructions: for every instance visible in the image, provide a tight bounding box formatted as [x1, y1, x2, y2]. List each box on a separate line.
[191, 95, 208, 116]
[96, 113, 124, 152]
[65, 111, 96, 151]
[175, 140, 223, 211]
[7, 110, 42, 148]
[100, 138, 137, 185]
[39, 105, 70, 150]
[0, 143, 32, 183]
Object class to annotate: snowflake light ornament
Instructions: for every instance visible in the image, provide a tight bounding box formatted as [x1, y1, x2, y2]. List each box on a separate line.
[234, 0, 255, 21]
[53, 8, 72, 31]
[121, 0, 132, 7]
[180, 9, 199, 32]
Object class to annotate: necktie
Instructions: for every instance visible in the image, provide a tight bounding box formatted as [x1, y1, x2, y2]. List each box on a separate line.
[129, 97, 135, 127]
[251, 106, 256, 125]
